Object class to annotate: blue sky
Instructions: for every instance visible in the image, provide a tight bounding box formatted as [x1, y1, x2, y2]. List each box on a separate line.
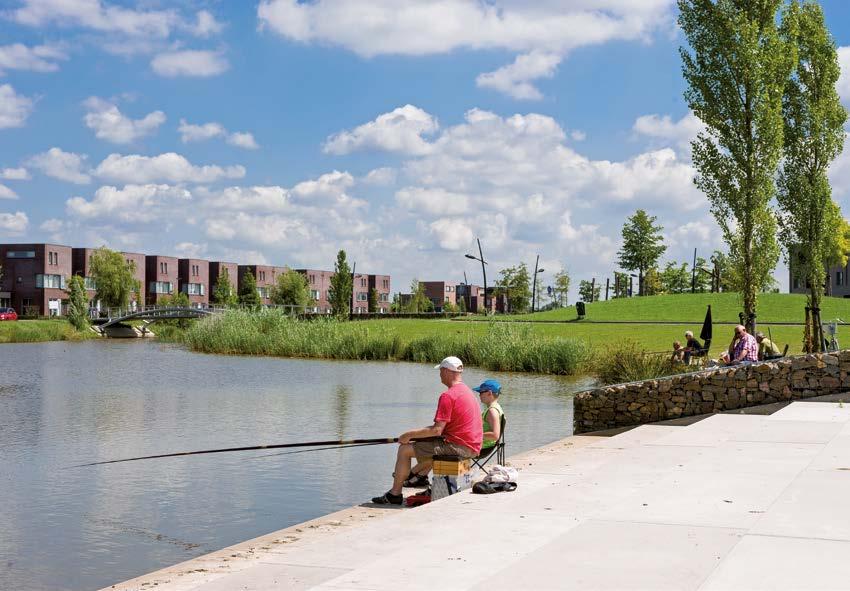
[2, 0, 850, 301]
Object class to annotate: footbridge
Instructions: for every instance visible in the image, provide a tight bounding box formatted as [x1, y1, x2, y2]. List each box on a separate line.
[98, 306, 223, 329]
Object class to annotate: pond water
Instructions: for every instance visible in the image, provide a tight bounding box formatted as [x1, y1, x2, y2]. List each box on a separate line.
[0, 340, 594, 591]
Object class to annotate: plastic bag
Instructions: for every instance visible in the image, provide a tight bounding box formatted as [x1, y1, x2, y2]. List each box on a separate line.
[483, 465, 518, 484]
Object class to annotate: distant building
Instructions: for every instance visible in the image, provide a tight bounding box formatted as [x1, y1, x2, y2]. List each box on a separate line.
[297, 269, 334, 313]
[788, 252, 850, 298]
[457, 283, 487, 313]
[123, 252, 146, 309]
[238, 265, 287, 306]
[145, 255, 178, 305]
[0, 243, 72, 316]
[421, 281, 458, 312]
[209, 261, 238, 305]
[369, 274, 391, 314]
[71, 247, 144, 312]
[178, 258, 209, 308]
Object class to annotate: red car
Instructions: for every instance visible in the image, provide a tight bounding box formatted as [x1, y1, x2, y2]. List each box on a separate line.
[0, 307, 18, 321]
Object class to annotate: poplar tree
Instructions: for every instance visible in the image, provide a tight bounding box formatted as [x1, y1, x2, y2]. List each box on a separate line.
[776, 0, 847, 352]
[679, 0, 794, 331]
[616, 210, 666, 296]
[238, 270, 261, 308]
[328, 250, 352, 319]
[66, 275, 89, 331]
[212, 268, 238, 307]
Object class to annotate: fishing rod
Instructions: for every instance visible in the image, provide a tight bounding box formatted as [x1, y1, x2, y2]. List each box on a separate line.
[252, 441, 388, 460]
[72, 436, 442, 468]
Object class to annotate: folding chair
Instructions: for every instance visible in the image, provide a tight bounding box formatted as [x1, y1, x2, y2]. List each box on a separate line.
[689, 339, 711, 367]
[472, 414, 506, 470]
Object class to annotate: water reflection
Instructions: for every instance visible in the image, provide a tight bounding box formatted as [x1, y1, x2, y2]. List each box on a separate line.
[0, 341, 594, 591]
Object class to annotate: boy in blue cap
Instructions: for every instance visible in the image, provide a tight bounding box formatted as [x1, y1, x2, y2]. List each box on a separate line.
[401, 378, 504, 488]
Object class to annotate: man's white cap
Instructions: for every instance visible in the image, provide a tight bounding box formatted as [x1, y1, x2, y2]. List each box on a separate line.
[435, 356, 464, 372]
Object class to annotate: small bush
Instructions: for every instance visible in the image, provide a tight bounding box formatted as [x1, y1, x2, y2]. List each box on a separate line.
[592, 341, 688, 385]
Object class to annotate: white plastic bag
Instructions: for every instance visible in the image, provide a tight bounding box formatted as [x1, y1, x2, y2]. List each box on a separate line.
[483, 465, 518, 484]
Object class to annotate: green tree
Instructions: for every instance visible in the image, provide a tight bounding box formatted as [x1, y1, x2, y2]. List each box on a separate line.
[693, 257, 712, 293]
[612, 271, 630, 298]
[578, 279, 600, 303]
[405, 279, 433, 313]
[158, 292, 192, 328]
[552, 269, 571, 306]
[660, 261, 691, 294]
[617, 210, 666, 296]
[328, 250, 353, 319]
[496, 263, 532, 313]
[238, 270, 261, 308]
[776, 0, 847, 351]
[368, 287, 378, 313]
[680, 0, 793, 331]
[212, 268, 238, 307]
[457, 296, 467, 313]
[90, 247, 139, 309]
[643, 268, 663, 296]
[66, 275, 89, 331]
[271, 269, 310, 310]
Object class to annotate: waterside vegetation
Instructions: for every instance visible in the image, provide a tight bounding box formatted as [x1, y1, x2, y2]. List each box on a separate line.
[0, 319, 96, 344]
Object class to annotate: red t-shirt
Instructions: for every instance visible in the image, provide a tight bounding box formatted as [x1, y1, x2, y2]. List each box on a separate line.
[434, 382, 483, 454]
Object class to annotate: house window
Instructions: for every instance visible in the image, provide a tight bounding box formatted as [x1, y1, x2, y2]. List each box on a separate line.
[257, 287, 269, 299]
[183, 283, 205, 296]
[84, 277, 97, 290]
[36, 274, 65, 289]
[357, 292, 368, 301]
[150, 281, 173, 294]
[793, 277, 800, 289]
[311, 289, 320, 300]
[7, 251, 35, 258]
[837, 271, 844, 287]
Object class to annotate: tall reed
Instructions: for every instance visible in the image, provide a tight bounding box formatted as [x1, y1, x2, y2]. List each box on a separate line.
[592, 341, 687, 385]
[183, 310, 589, 375]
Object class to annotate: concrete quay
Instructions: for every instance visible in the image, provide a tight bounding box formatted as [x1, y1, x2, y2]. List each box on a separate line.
[105, 401, 850, 591]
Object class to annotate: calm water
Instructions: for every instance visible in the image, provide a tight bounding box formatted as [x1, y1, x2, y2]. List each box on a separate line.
[0, 340, 593, 591]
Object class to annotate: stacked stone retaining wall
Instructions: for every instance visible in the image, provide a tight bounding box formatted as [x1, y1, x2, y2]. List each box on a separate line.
[574, 351, 850, 433]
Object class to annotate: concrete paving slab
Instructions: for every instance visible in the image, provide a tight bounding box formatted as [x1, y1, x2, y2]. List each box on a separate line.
[728, 419, 843, 444]
[807, 432, 850, 471]
[648, 414, 767, 447]
[768, 401, 850, 423]
[584, 425, 681, 449]
[599, 468, 797, 529]
[751, 470, 850, 541]
[699, 535, 850, 591]
[469, 520, 745, 591]
[680, 440, 823, 476]
[193, 564, 351, 591]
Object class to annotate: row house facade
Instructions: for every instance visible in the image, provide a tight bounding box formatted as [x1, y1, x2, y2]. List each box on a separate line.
[789, 257, 850, 298]
[2, 242, 391, 316]
[421, 281, 459, 312]
[0, 243, 72, 316]
[71, 248, 145, 312]
[178, 258, 210, 308]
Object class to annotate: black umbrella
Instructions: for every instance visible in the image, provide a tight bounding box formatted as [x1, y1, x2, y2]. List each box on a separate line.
[700, 305, 712, 342]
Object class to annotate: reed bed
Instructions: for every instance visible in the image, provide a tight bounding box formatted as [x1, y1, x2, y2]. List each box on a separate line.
[183, 310, 590, 375]
[592, 341, 689, 385]
[0, 320, 94, 344]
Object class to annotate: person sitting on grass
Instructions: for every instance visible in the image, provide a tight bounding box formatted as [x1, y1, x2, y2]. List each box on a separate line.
[671, 341, 685, 363]
[402, 377, 505, 488]
[683, 331, 703, 365]
[755, 332, 781, 360]
[371, 356, 482, 505]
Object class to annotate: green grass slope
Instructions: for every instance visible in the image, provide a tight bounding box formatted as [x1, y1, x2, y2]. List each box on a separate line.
[524, 292, 850, 324]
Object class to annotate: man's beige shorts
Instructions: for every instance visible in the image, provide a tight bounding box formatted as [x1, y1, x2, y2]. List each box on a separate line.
[412, 439, 475, 461]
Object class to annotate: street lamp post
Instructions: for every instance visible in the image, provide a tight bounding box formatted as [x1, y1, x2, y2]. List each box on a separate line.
[629, 273, 637, 297]
[465, 238, 488, 314]
[531, 255, 545, 313]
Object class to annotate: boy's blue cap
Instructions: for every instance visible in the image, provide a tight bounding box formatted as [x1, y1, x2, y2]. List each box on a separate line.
[473, 379, 501, 394]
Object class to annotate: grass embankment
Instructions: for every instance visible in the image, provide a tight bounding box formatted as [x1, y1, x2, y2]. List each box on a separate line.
[184, 310, 590, 375]
[0, 320, 96, 343]
[477, 292, 850, 324]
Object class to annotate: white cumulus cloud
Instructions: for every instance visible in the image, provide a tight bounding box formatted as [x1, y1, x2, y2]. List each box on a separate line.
[838, 46, 850, 106]
[27, 148, 91, 184]
[93, 153, 246, 184]
[324, 104, 437, 155]
[179, 119, 259, 150]
[66, 184, 191, 223]
[0, 168, 29, 180]
[429, 218, 475, 251]
[0, 84, 34, 129]
[151, 50, 229, 77]
[83, 97, 166, 144]
[0, 211, 28, 235]
[476, 51, 561, 100]
[227, 132, 259, 150]
[396, 187, 469, 215]
[0, 184, 18, 199]
[633, 112, 704, 158]
[0, 43, 67, 75]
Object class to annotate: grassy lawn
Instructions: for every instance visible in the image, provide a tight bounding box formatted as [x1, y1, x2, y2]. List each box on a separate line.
[0, 319, 96, 343]
[474, 292, 850, 324]
[352, 317, 812, 359]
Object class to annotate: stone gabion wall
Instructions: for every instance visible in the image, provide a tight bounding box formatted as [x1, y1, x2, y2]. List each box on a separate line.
[573, 351, 850, 434]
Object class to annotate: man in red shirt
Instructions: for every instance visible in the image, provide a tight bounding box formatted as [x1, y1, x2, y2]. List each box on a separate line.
[372, 356, 483, 505]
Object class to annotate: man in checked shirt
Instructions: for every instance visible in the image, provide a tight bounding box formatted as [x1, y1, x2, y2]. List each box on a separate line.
[726, 324, 759, 365]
